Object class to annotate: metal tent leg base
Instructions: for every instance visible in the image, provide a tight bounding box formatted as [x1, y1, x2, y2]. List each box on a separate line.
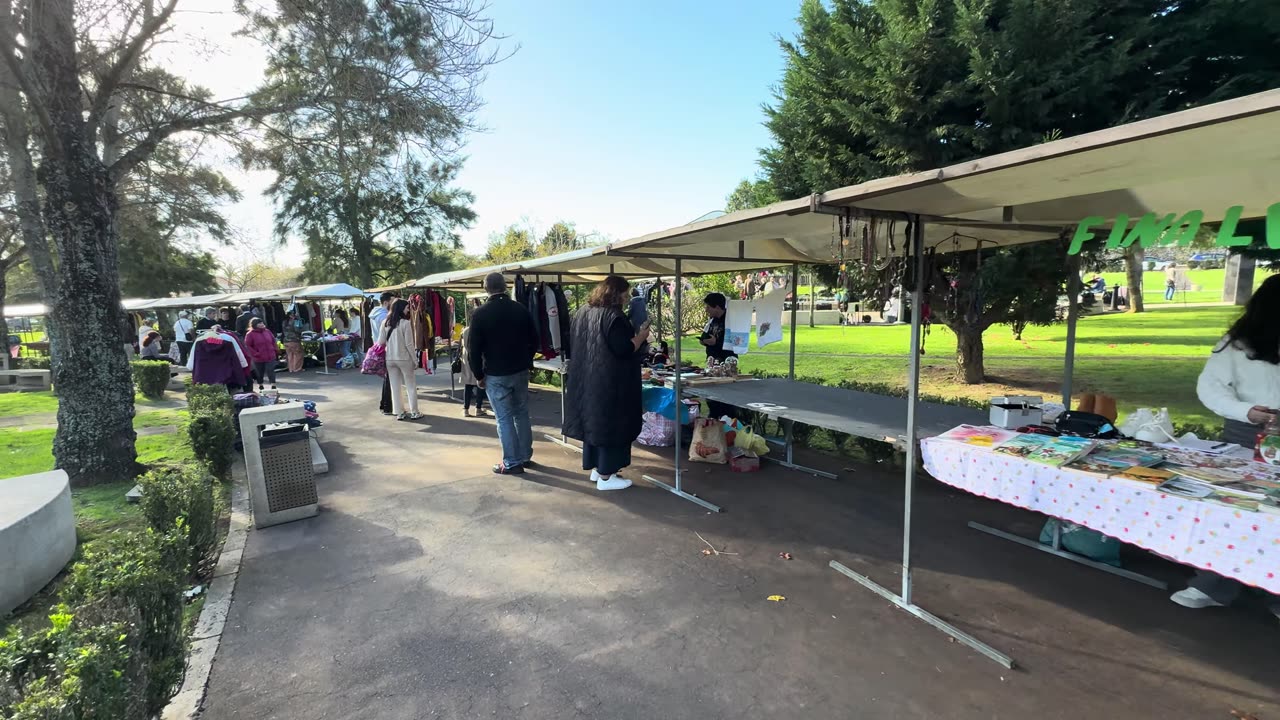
[967, 522, 1168, 589]
[545, 433, 582, 453]
[829, 561, 1015, 669]
[641, 474, 722, 513]
[761, 455, 838, 480]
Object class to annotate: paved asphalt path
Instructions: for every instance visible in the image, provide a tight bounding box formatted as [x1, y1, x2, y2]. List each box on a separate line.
[201, 371, 1280, 720]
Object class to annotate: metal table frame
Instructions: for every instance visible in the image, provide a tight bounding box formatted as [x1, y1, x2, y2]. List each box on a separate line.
[534, 357, 579, 453]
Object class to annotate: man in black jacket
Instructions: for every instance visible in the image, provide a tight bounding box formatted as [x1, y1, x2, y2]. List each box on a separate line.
[469, 273, 538, 475]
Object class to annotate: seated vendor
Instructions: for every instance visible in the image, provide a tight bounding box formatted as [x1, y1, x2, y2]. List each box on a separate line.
[1180, 274, 1280, 620]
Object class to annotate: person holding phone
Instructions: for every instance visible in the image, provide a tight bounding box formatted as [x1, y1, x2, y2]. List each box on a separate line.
[564, 276, 649, 491]
[700, 292, 735, 362]
[1178, 275, 1280, 617]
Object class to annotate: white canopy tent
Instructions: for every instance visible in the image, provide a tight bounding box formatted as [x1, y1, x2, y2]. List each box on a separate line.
[441, 89, 1280, 668]
[271, 283, 365, 301]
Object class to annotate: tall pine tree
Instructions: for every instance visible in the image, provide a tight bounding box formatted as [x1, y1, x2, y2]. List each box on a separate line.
[762, 0, 1280, 383]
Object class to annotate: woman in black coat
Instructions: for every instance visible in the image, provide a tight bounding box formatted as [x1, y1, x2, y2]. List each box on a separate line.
[564, 275, 651, 491]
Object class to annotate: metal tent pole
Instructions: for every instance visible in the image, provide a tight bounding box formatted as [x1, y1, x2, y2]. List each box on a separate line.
[1062, 255, 1081, 407]
[656, 275, 663, 344]
[809, 270, 816, 328]
[544, 274, 579, 453]
[829, 215, 1014, 669]
[643, 259, 720, 512]
[788, 264, 799, 380]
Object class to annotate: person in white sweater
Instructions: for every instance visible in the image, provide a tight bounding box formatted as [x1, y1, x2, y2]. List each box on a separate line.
[378, 298, 422, 420]
[1177, 275, 1280, 619]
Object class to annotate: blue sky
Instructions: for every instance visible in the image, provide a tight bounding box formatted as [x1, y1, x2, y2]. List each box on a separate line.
[448, 0, 801, 254]
[164, 1, 802, 264]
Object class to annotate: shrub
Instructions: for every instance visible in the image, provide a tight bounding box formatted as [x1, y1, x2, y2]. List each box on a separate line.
[187, 412, 236, 481]
[0, 601, 148, 720]
[131, 360, 171, 399]
[12, 356, 50, 371]
[59, 529, 187, 714]
[185, 384, 236, 479]
[139, 465, 219, 574]
[185, 383, 233, 417]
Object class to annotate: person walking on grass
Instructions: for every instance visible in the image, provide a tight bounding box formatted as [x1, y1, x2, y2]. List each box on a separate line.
[380, 298, 422, 420]
[468, 272, 537, 475]
[244, 319, 279, 392]
[564, 275, 649, 491]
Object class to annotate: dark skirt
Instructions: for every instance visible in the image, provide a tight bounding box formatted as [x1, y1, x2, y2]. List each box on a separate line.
[581, 441, 632, 475]
[1223, 419, 1259, 449]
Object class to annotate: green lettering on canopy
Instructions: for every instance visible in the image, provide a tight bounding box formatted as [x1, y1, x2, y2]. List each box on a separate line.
[1067, 205, 1278, 255]
[1217, 206, 1252, 247]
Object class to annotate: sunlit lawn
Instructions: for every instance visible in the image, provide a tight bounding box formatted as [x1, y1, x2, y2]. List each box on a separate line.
[673, 305, 1236, 428]
[1, 407, 192, 480]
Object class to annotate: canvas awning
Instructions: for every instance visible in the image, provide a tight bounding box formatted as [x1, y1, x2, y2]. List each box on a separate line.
[270, 283, 365, 300]
[603, 88, 1280, 263]
[3, 303, 47, 318]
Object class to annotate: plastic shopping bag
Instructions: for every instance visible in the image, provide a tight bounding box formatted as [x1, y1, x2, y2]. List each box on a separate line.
[360, 344, 387, 377]
[689, 418, 728, 464]
[734, 426, 770, 456]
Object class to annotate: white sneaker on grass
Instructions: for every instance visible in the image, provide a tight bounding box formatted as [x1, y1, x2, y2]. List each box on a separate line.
[1170, 587, 1225, 609]
[591, 469, 632, 491]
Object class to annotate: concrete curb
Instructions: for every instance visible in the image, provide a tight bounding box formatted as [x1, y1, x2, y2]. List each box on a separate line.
[161, 459, 251, 720]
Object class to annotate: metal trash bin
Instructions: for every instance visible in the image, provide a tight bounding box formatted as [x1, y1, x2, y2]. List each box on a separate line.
[259, 423, 317, 513]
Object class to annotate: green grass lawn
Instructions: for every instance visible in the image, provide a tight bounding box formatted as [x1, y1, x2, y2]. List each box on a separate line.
[1, 408, 193, 480]
[1097, 267, 1274, 305]
[1, 390, 185, 419]
[0, 390, 59, 418]
[681, 305, 1236, 359]
[670, 305, 1239, 428]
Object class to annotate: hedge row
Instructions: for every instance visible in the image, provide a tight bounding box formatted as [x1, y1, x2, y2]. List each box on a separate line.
[0, 385, 236, 718]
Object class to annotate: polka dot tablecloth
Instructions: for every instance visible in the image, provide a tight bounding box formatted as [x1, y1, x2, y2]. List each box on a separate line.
[921, 438, 1280, 593]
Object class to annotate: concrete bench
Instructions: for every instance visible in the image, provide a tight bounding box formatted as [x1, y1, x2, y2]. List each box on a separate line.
[0, 369, 52, 391]
[1, 470, 76, 616]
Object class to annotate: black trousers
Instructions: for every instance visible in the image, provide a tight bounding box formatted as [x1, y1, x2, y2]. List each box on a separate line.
[464, 384, 486, 410]
[380, 374, 392, 413]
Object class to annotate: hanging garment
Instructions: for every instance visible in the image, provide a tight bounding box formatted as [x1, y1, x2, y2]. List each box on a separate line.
[514, 275, 529, 308]
[552, 284, 571, 358]
[527, 282, 543, 352]
[310, 302, 323, 333]
[445, 296, 456, 341]
[544, 285, 562, 353]
[188, 332, 249, 386]
[755, 282, 788, 348]
[409, 294, 433, 352]
[725, 300, 753, 356]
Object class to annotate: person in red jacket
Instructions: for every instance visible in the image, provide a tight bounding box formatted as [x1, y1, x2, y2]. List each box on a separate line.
[244, 319, 280, 392]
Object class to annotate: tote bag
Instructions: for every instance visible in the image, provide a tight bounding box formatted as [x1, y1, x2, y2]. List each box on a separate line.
[360, 343, 387, 377]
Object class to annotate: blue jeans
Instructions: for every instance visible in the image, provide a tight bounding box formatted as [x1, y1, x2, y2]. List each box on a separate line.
[1165, 286, 1175, 301]
[485, 372, 532, 467]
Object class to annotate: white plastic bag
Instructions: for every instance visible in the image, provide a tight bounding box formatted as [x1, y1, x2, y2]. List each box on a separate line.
[1120, 407, 1175, 443]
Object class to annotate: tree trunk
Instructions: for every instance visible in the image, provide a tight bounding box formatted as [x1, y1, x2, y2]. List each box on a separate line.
[954, 324, 986, 384]
[32, 0, 138, 485]
[0, 267, 9, 364]
[1124, 245, 1145, 313]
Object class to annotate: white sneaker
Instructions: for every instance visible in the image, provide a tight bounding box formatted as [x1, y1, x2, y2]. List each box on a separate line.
[592, 470, 632, 491]
[1170, 587, 1225, 609]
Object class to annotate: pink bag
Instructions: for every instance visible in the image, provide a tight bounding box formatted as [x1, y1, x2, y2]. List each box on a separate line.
[361, 344, 387, 377]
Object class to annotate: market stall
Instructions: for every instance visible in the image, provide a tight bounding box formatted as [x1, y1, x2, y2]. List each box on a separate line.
[275, 283, 366, 375]
[466, 88, 1280, 668]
